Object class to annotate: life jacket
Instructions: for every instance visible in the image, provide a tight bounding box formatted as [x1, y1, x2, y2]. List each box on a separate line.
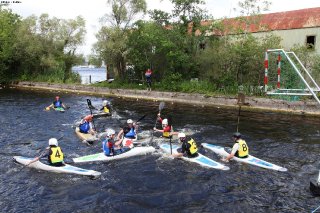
[124, 127, 136, 139]
[103, 106, 110, 113]
[102, 139, 114, 156]
[53, 100, 62, 108]
[49, 146, 64, 164]
[122, 138, 134, 148]
[162, 125, 172, 138]
[235, 139, 249, 158]
[187, 138, 198, 155]
[79, 121, 90, 133]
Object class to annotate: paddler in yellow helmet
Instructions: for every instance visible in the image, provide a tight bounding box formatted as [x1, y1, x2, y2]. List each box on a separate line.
[172, 132, 198, 158]
[27, 138, 65, 167]
[223, 132, 249, 162]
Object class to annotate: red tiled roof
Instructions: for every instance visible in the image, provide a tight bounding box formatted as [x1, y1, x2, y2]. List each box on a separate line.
[204, 7, 320, 35]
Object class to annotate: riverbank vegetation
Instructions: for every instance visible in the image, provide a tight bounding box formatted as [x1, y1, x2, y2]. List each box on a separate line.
[93, 0, 320, 96]
[0, 5, 84, 84]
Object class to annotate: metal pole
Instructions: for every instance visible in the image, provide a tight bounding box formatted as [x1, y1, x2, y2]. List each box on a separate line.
[287, 52, 320, 91]
[89, 75, 91, 84]
[264, 51, 269, 93]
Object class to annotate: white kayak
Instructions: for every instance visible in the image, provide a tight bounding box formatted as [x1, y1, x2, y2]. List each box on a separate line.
[202, 143, 287, 172]
[13, 156, 101, 178]
[75, 127, 98, 144]
[73, 146, 156, 163]
[92, 112, 111, 118]
[159, 144, 229, 170]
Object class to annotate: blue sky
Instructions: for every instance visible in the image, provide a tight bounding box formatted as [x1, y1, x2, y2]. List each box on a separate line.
[8, 0, 320, 55]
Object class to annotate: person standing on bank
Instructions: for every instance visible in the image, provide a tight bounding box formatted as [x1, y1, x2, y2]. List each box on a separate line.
[222, 132, 249, 162]
[145, 68, 152, 91]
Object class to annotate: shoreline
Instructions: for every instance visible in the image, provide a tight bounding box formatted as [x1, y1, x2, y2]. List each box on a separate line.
[9, 81, 320, 116]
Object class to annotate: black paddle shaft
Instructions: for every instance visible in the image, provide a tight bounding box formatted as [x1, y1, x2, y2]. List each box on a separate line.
[86, 99, 96, 130]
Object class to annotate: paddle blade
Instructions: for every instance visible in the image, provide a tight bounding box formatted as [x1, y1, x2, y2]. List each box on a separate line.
[310, 181, 320, 196]
[159, 102, 165, 111]
[86, 99, 92, 106]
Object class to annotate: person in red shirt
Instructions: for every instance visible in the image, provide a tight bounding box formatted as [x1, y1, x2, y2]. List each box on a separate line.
[145, 68, 152, 91]
[153, 113, 172, 138]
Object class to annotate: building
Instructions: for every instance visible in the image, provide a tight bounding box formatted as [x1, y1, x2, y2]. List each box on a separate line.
[206, 7, 320, 54]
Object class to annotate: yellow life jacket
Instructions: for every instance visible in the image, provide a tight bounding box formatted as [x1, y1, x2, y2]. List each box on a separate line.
[50, 147, 64, 163]
[187, 138, 198, 155]
[236, 139, 249, 157]
[163, 131, 170, 138]
[103, 106, 110, 113]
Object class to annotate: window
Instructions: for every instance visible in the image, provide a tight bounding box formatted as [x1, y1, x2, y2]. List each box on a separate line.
[306, 35, 316, 49]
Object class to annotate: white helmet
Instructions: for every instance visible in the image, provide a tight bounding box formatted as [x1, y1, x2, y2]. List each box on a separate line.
[127, 119, 133, 124]
[178, 133, 186, 138]
[106, 128, 115, 137]
[162, 119, 168, 125]
[103, 100, 108, 106]
[48, 138, 58, 146]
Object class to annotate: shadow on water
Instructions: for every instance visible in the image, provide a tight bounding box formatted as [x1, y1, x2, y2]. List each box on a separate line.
[1, 88, 320, 212]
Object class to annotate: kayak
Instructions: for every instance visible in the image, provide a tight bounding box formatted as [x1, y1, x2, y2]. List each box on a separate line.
[202, 143, 287, 172]
[159, 143, 229, 170]
[75, 127, 98, 144]
[54, 107, 65, 112]
[13, 156, 101, 178]
[310, 181, 320, 196]
[92, 112, 111, 118]
[73, 146, 156, 163]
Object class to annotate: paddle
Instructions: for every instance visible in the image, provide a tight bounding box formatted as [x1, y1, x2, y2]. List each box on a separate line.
[236, 105, 241, 132]
[151, 102, 165, 144]
[86, 99, 96, 131]
[170, 135, 172, 155]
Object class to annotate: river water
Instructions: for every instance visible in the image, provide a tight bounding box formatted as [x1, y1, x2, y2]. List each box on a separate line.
[1, 88, 320, 212]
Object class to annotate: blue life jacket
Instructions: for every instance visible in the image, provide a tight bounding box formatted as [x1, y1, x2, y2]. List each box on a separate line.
[102, 139, 114, 156]
[79, 121, 90, 133]
[124, 127, 136, 139]
[54, 100, 62, 108]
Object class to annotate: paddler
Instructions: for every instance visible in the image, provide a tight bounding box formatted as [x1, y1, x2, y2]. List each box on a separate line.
[153, 113, 172, 138]
[27, 138, 64, 167]
[102, 129, 129, 156]
[171, 133, 198, 158]
[46, 96, 67, 110]
[222, 132, 249, 162]
[116, 119, 138, 148]
[100, 100, 112, 114]
[79, 115, 96, 135]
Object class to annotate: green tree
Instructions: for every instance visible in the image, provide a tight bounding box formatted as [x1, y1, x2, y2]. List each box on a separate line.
[95, 0, 147, 79]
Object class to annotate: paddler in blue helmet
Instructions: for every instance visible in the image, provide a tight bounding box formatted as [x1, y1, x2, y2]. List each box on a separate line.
[27, 138, 65, 167]
[172, 132, 198, 158]
[46, 96, 67, 110]
[223, 132, 249, 162]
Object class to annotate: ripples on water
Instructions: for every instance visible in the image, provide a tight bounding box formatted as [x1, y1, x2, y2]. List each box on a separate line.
[1, 88, 320, 212]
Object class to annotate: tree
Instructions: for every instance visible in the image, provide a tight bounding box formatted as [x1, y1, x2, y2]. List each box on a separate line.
[95, 0, 147, 79]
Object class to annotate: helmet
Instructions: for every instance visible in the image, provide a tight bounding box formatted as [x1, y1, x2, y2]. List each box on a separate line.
[84, 115, 93, 121]
[233, 132, 241, 138]
[103, 100, 108, 106]
[48, 138, 58, 146]
[178, 133, 186, 138]
[55, 96, 60, 99]
[106, 128, 115, 137]
[127, 119, 133, 124]
[162, 119, 168, 125]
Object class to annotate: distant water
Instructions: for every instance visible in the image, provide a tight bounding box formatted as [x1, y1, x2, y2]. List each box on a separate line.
[72, 67, 106, 84]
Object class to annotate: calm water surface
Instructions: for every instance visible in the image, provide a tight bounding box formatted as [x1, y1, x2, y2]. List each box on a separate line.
[1, 88, 320, 212]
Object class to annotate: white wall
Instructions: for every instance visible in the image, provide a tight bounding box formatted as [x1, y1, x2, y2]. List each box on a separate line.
[253, 27, 320, 54]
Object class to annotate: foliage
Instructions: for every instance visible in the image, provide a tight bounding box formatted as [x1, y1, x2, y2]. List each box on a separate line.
[0, 7, 85, 83]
